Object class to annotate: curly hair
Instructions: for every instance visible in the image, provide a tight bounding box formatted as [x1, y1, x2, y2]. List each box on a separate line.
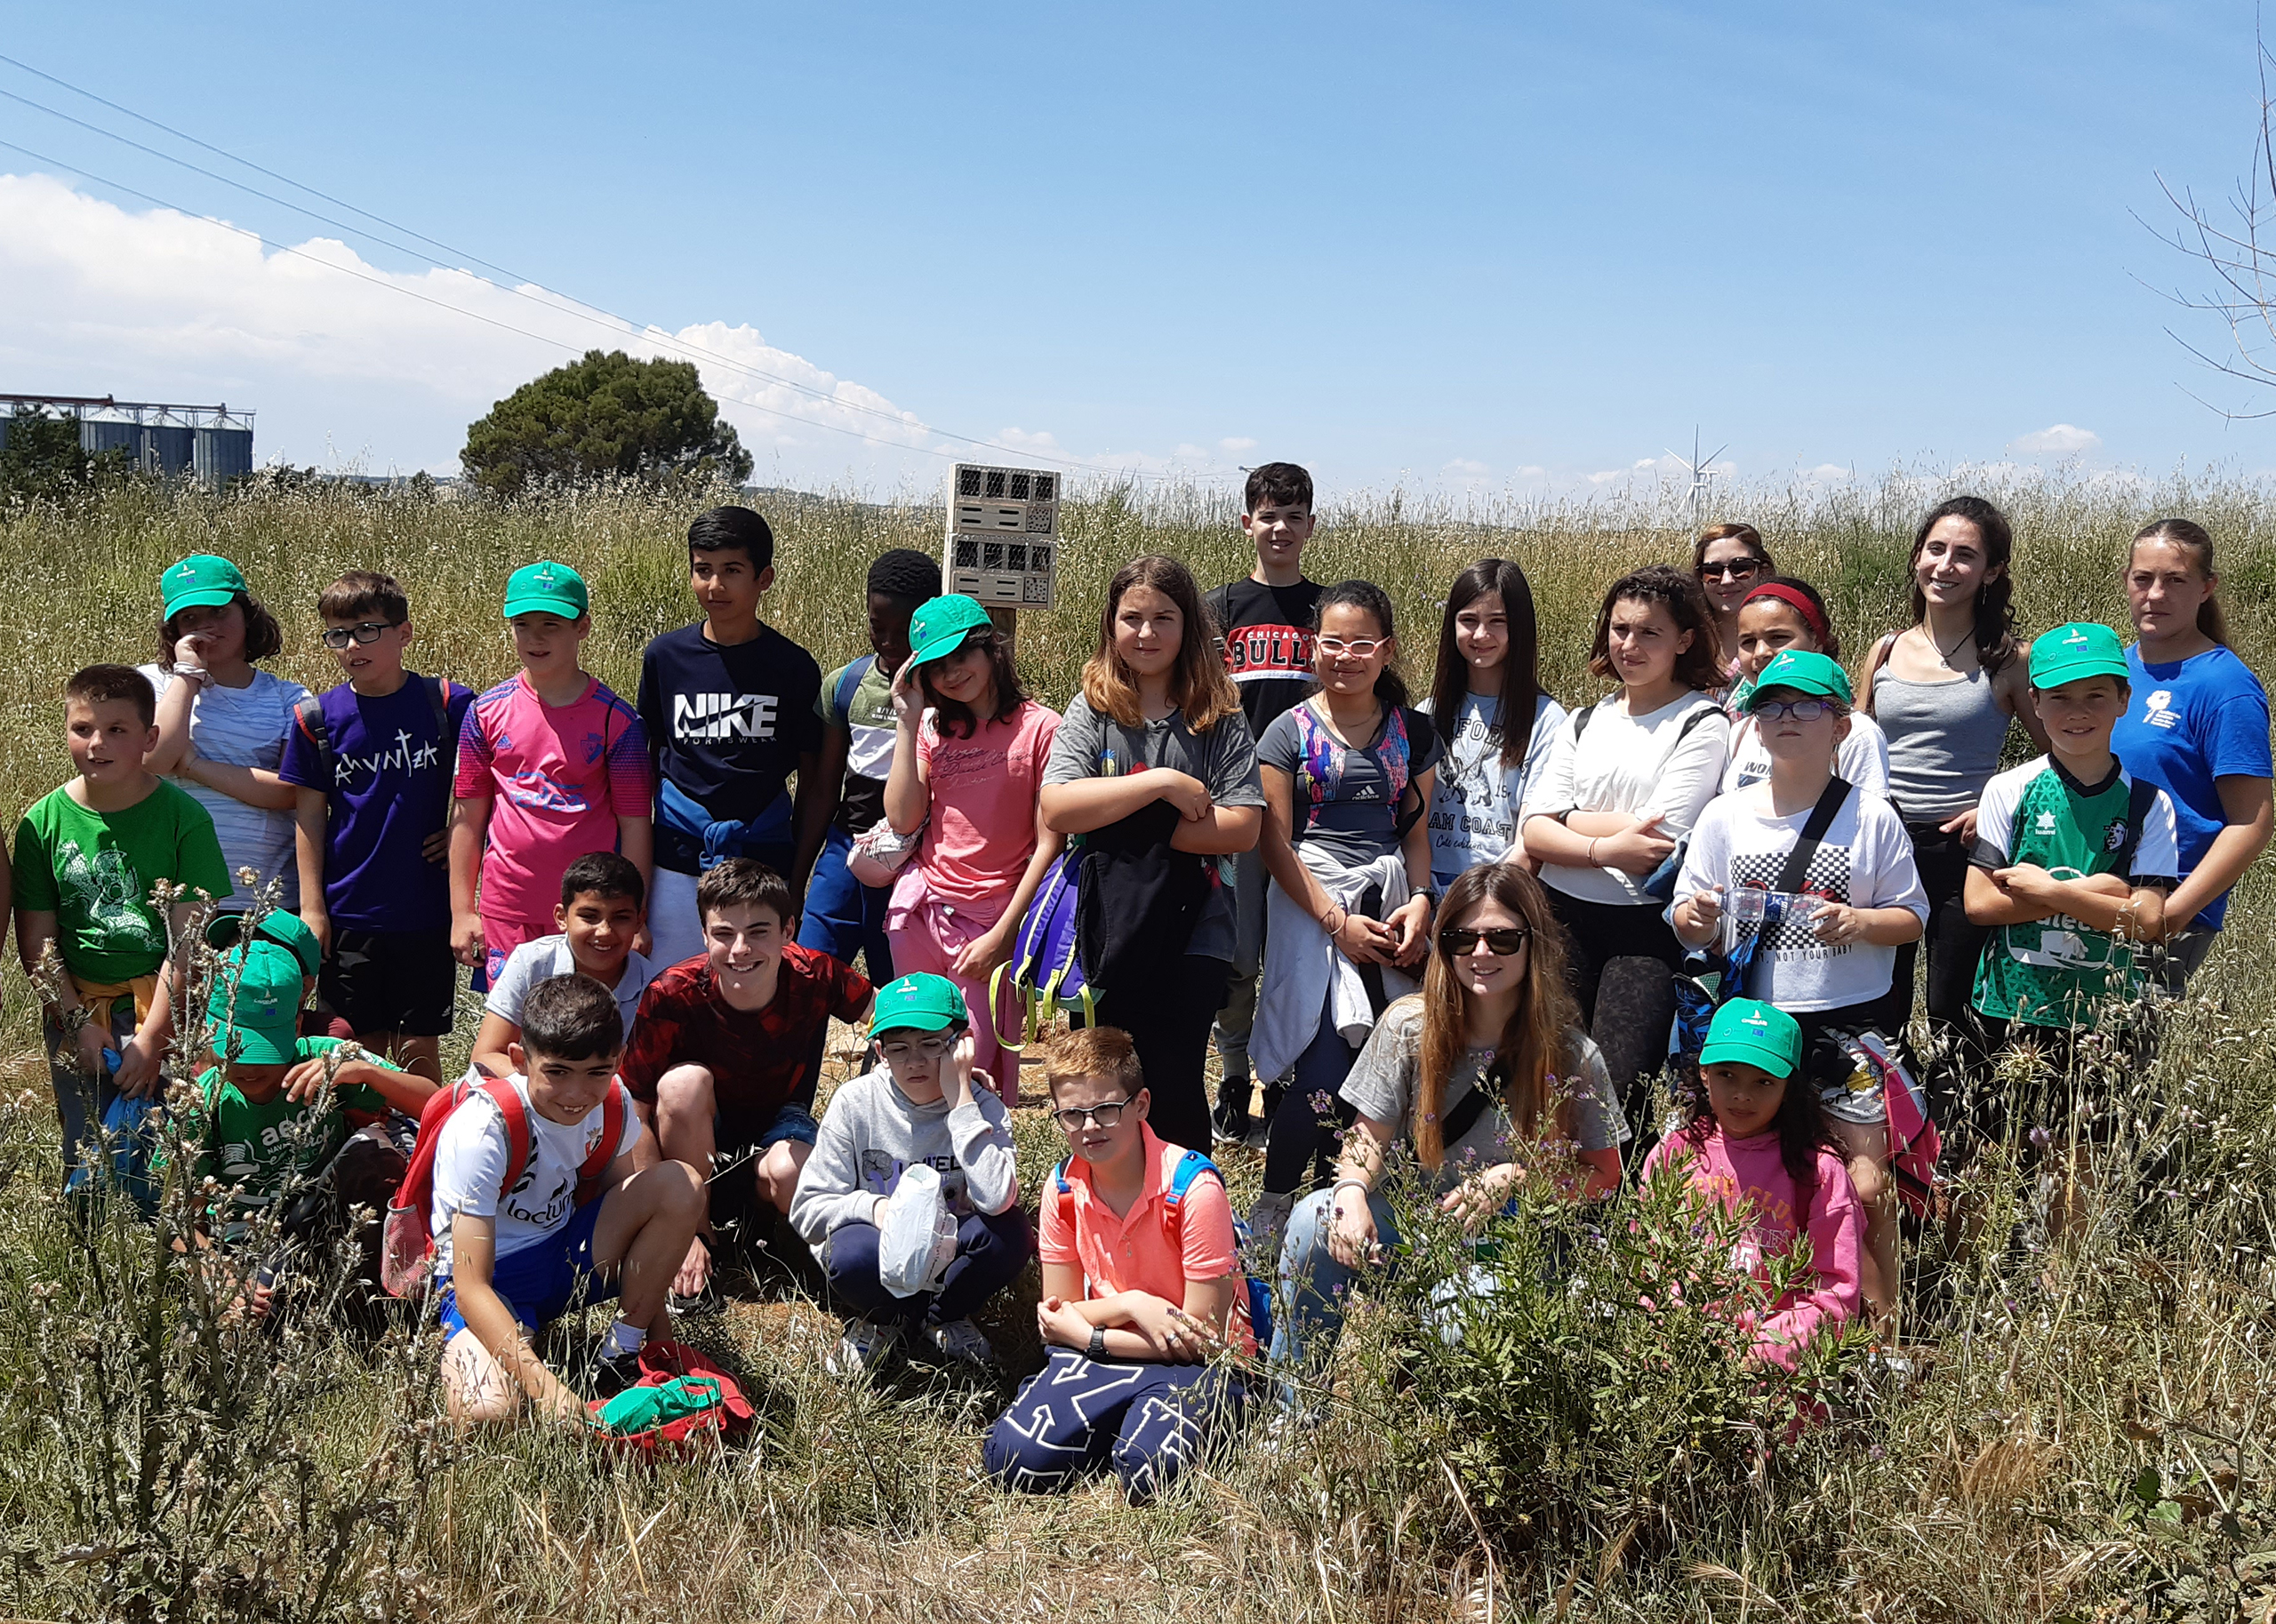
[1585, 564, 1721, 692]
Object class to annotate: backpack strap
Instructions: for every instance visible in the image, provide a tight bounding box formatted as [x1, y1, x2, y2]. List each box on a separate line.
[1160, 1148, 1223, 1260]
[1050, 1159, 1076, 1235]
[293, 692, 335, 788]
[1571, 702, 1595, 743]
[832, 655, 876, 725]
[2114, 775, 2160, 872]
[477, 1076, 536, 1204]
[1774, 777, 1853, 896]
[1861, 632, 1900, 715]
[573, 1084, 629, 1206]
[1438, 1071, 1499, 1147]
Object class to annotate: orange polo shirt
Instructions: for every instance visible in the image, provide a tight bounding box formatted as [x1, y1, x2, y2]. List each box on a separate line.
[1039, 1124, 1255, 1356]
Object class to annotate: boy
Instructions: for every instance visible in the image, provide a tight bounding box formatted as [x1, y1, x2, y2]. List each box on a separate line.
[789, 973, 1029, 1373]
[161, 910, 437, 1317]
[13, 665, 232, 1180]
[434, 973, 705, 1424]
[1206, 460, 1323, 1143]
[450, 559, 653, 989]
[283, 570, 475, 1082]
[470, 852, 656, 1079]
[981, 1027, 1251, 1505]
[795, 548, 942, 980]
[1965, 622, 2180, 1172]
[637, 507, 828, 968]
[619, 858, 873, 1301]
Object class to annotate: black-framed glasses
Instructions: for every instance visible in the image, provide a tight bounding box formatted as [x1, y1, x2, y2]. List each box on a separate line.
[877, 1034, 954, 1060]
[1050, 1099, 1134, 1132]
[1438, 925, 1532, 956]
[1753, 698, 1833, 722]
[319, 620, 403, 649]
[1698, 559, 1763, 582]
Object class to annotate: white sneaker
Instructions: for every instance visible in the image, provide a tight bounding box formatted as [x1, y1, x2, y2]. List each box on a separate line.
[1246, 1191, 1296, 1267]
[923, 1316, 998, 1370]
[827, 1316, 902, 1376]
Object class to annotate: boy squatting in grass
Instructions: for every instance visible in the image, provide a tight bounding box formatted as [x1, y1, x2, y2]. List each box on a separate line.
[12, 664, 232, 1180]
[616, 858, 875, 1301]
[449, 560, 654, 988]
[434, 973, 705, 1424]
[284, 569, 475, 1084]
[471, 852, 656, 1081]
[788, 972, 1030, 1375]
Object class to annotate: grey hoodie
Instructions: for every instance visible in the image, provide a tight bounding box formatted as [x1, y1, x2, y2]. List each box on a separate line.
[789, 1065, 1020, 1260]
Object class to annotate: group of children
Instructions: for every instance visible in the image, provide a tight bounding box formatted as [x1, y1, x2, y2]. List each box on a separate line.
[6, 464, 2256, 1502]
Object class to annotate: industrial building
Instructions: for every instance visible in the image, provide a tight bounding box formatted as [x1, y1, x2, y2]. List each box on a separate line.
[0, 393, 255, 487]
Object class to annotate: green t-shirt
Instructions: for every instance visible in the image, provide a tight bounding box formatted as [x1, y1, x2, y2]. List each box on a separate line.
[12, 780, 232, 984]
[1968, 757, 2180, 1029]
[814, 655, 897, 834]
[156, 1037, 397, 1240]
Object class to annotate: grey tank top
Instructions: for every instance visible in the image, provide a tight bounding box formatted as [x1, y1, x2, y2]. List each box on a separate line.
[1873, 666, 2010, 819]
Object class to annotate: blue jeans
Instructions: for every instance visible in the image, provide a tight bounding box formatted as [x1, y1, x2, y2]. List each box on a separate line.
[796, 825, 894, 981]
[823, 1206, 1032, 1327]
[1270, 1187, 1404, 1405]
[1261, 1012, 1364, 1195]
[984, 1348, 1246, 1503]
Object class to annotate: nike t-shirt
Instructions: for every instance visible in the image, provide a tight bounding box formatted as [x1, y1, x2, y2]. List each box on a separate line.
[637, 623, 824, 874]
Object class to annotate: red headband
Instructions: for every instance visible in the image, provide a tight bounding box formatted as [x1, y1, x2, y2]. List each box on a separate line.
[1742, 581, 1831, 646]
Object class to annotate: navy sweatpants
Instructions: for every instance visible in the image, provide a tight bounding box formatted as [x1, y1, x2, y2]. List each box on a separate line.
[983, 1347, 1246, 1503]
[824, 1207, 1032, 1327]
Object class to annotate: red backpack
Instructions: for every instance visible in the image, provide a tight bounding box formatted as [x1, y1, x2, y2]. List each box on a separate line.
[380, 1071, 629, 1299]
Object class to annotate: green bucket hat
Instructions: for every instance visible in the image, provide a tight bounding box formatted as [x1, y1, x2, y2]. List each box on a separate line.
[161, 555, 247, 616]
[1698, 998, 1802, 1077]
[870, 973, 968, 1037]
[1745, 649, 1853, 708]
[205, 908, 324, 979]
[905, 595, 992, 668]
[501, 559, 589, 620]
[2028, 622, 2128, 690]
[205, 938, 308, 1066]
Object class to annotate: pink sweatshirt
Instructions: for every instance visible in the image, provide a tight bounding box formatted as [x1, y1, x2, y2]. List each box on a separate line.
[1640, 1124, 1863, 1371]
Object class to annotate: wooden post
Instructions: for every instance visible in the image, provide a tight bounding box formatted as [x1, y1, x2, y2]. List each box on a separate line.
[988, 605, 1018, 653]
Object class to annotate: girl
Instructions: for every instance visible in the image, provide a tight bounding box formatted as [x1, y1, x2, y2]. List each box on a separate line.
[1671, 649, 1926, 1328]
[1421, 558, 1567, 891]
[1639, 998, 1863, 1372]
[1039, 556, 1264, 1153]
[2112, 518, 2273, 990]
[1860, 497, 2048, 1085]
[883, 595, 1062, 1100]
[1273, 862, 1627, 1396]
[1248, 580, 1440, 1243]
[1721, 576, 1889, 797]
[1520, 564, 1731, 1115]
[1694, 523, 1777, 678]
[141, 554, 310, 912]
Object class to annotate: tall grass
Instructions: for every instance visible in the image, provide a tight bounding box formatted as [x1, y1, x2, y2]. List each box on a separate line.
[0, 468, 2270, 1621]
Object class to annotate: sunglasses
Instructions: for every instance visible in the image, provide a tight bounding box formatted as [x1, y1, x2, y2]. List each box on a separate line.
[1698, 559, 1764, 581]
[1437, 925, 1532, 956]
[319, 620, 403, 649]
[1752, 698, 1834, 722]
[1316, 636, 1388, 659]
[1050, 1098, 1136, 1132]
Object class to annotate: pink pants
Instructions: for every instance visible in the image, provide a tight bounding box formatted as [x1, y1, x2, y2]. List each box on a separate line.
[479, 912, 550, 991]
[883, 888, 1022, 1103]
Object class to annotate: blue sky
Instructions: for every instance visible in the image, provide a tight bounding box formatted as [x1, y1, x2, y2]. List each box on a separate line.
[0, 2, 2267, 494]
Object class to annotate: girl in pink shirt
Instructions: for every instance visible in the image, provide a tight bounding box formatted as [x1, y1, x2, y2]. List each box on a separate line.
[882, 596, 1061, 1096]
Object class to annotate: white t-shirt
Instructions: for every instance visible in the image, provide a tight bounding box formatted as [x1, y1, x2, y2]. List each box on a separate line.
[1721, 711, 1890, 800]
[430, 1072, 642, 1274]
[1672, 783, 1929, 1012]
[140, 664, 310, 909]
[1420, 690, 1568, 886]
[484, 933, 657, 1042]
[1522, 691, 1732, 906]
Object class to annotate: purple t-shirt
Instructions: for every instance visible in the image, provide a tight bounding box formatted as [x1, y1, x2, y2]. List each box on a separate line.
[279, 674, 475, 932]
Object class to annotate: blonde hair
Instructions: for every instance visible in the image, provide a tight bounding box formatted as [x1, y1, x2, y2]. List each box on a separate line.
[1042, 1026, 1146, 1098]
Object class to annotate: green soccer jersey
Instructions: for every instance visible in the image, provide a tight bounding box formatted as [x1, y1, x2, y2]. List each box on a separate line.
[1967, 756, 2179, 1029]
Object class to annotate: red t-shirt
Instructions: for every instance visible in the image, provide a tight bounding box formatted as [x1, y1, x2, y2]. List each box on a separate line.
[617, 943, 872, 1132]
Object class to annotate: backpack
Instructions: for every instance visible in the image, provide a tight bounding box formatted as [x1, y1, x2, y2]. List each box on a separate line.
[1292, 701, 1418, 837]
[585, 1340, 757, 1459]
[1050, 1149, 1273, 1351]
[997, 848, 1091, 1050]
[1824, 1028, 1942, 1219]
[379, 1071, 629, 1299]
[831, 654, 876, 724]
[292, 676, 456, 801]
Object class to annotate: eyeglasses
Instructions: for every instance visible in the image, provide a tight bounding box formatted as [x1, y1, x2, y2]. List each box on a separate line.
[319, 620, 403, 649]
[1437, 925, 1532, 956]
[1050, 1099, 1134, 1132]
[1752, 698, 1833, 722]
[1699, 559, 1764, 581]
[1316, 636, 1387, 659]
[877, 1034, 953, 1060]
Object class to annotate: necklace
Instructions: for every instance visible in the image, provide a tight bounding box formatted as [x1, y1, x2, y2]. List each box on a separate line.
[1933, 625, 1973, 668]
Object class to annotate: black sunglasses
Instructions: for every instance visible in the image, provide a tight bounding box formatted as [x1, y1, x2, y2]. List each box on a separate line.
[1437, 925, 1532, 956]
[1698, 559, 1764, 581]
[319, 620, 404, 649]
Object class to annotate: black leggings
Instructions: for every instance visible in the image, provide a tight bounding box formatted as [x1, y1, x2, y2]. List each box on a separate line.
[1082, 955, 1232, 1155]
[1885, 818, 1990, 1117]
[1545, 889, 1683, 1124]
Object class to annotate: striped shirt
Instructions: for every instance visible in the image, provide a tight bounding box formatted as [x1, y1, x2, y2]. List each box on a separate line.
[140, 663, 310, 909]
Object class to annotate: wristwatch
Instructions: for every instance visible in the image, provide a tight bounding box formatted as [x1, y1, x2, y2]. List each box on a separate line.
[1086, 1324, 1108, 1361]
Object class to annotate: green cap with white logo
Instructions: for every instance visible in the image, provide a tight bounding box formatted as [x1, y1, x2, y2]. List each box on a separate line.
[905, 595, 993, 669]
[1745, 648, 1853, 708]
[870, 972, 968, 1036]
[1698, 997, 1803, 1077]
[205, 908, 323, 979]
[205, 938, 309, 1066]
[501, 559, 589, 620]
[160, 554, 247, 616]
[2028, 621, 2129, 690]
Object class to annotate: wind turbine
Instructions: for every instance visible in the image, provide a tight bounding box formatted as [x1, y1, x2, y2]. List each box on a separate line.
[1666, 428, 1729, 533]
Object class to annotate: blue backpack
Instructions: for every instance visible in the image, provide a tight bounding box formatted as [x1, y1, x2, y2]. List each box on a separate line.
[997, 848, 1091, 1049]
[1051, 1148, 1273, 1351]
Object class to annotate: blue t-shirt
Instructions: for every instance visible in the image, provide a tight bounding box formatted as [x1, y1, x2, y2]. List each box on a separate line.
[2114, 643, 2272, 932]
[278, 673, 476, 932]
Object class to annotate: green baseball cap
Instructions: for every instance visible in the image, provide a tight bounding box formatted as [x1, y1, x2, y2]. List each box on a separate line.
[161, 554, 247, 616]
[870, 972, 968, 1036]
[905, 595, 992, 668]
[501, 559, 589, 620]
[205, 938, 308, 1066]
[1698, 998, 1802, 1077]
[1745, 649, 1853, 708]
[204, 908, 324, 979]
[2029, 621, 2129, 690]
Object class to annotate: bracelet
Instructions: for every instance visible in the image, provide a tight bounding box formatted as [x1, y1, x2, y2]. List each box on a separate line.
[1320, 905, 1345, 933]
[1331, 1176, 1373, 1201]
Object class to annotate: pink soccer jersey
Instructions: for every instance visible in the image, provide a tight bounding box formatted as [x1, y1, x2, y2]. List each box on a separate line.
[453, 674, 653, 924]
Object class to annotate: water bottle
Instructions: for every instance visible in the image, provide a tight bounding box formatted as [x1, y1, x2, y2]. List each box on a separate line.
[1726, 886, 1768, 956]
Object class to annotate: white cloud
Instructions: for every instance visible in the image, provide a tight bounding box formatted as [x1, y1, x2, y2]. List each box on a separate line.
[1443, 458, 1489, 476]
[1219, 436, 1257, 453]
[2007, 423, 2102, 455]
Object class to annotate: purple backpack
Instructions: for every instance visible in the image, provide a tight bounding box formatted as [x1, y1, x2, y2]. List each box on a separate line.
[996, 849, 1091, 1051]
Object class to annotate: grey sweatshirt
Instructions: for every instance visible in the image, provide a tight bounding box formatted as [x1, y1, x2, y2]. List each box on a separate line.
[789, 1066, 1020, 1257]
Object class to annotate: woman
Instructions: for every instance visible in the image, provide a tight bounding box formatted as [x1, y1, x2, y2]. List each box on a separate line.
[2111, 518, 2273, 989]
[1520, 564, 1731, 1116]
[1420, 557, 1567, 892]
[1040, 555, 1264, 1152]
[1721, 576, 1889, 797]
[1694, 523, 1777, 679]
[1273, 862, 1626, 1402]
[1860, 496, 2048, 1084]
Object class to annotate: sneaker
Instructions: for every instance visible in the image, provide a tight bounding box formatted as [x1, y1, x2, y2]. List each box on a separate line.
[1246, 1190, 1296, 1265]
[826, 1316, 902, 1376]
[668, 1236, 723, 1317]
[923, 1316, 998, 1371]
[1211, 1085, 1252, 1146]
[593, 1348, 645, 1400]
